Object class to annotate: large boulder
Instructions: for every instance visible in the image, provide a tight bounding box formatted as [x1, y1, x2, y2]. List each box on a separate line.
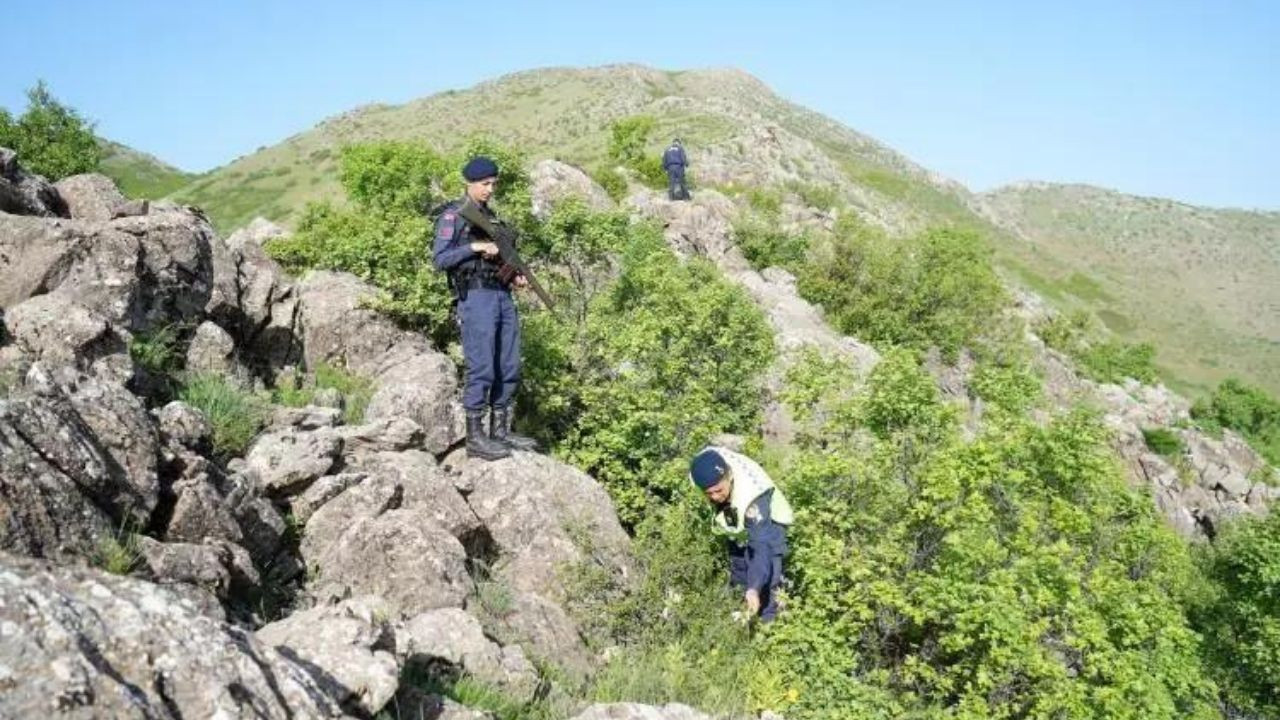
[0, 203, 215, 335]
[0, 364, 158, 559]
[0, 552, 350, 719]
[206, 217, 302, 373]
[2, 292, 126, 378]
[530, 159, 615, 220]
[0, 146, 67, 217]
[447, 452, 633, 678]
[244, 424, 343, 496]
[300, 465, 475, 617]
[257, 596, 400, 716]
[52, 173, 127, 221]
[298, 271, 461, 453]
[397, 608, 539, 702]
[304, 509, 471, 616]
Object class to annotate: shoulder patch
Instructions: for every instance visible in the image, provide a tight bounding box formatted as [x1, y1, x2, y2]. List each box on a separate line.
[435, 213, 456, 240]
[745, 503, 761, 522]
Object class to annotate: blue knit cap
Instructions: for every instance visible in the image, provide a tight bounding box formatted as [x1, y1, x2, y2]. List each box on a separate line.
[462, 156, 499, 182]
[689, 448, 728, 490]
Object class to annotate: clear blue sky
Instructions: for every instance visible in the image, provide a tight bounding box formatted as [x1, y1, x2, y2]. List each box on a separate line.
[4, 0, 1276, 209]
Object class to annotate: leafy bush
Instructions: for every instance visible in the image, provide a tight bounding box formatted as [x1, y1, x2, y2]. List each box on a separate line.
[606, 116, 668, 190]
[0, 81, 102, 180]
[1142, 427, 1184, 457]
[1191, 511, 1280, 717]
[128, 323, 184, 376]
[1037, 310, 1159, 385]
[527, 229, 774, 527]
[1192, 379, 1280, 465]
[798, 221, 1006, 358]
[733, 217, 809, 272]
[970, 358, 1043, 415]
[178, 373, 269, 459]
[758, 403, 1218, 719]
[1078, 340, 1158, 384]
[591, 164, 628, 201]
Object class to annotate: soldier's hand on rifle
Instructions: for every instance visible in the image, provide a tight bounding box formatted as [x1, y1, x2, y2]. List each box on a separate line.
[745, 588, 761, 615]
[513, 274, 529, 288]
[470, 241, 500, 259]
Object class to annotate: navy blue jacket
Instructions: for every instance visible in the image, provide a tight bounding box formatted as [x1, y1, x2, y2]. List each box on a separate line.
[432, 200, 478, 271]
[728, 490, 787, 593]
[662, 144, 687, 171]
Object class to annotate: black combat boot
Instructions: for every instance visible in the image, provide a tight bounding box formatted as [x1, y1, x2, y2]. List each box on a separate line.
[467, 409, 511, 461]
[491, 406, 538, 451]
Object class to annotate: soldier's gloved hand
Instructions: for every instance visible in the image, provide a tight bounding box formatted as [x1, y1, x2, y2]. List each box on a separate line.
[513, 274, 529, 288]
[745, 588, 761, 616]
[470, 241, 500, 258]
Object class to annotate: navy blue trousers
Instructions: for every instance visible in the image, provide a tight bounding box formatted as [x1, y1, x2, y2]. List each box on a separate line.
[458, 288, 520, 411]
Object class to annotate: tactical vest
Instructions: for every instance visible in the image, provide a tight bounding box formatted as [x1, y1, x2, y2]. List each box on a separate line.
[702, 446, 794, 540]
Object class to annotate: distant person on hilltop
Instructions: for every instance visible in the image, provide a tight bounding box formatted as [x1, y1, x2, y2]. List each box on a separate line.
[662, 138, 690, 201]
[689, 445, 793, 623]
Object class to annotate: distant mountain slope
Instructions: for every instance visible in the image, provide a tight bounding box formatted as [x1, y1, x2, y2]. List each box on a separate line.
[99, 140, 195, 200]
[160, 63, 1279, 395]
[979, 183, 1280, 394]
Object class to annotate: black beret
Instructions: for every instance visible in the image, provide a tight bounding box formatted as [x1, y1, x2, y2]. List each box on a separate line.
[462, 156, 499, 182]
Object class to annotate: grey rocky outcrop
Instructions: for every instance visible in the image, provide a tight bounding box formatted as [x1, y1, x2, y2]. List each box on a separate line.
[52, 172, 127, 221]
[530, 158, 615, 220]
[206, 217, 303, 374]
[0, 146, 67, 217]
[298, 270, 461, 453]
[257, 596, 400, 716]
[397, 607, 540, 702]
[0, 552, 351, 719]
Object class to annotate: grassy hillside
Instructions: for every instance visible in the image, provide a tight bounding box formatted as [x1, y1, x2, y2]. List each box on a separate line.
[979, 183, 1280, 395]
[99, 140, 196, 199]
[162, 63, 1278, 395]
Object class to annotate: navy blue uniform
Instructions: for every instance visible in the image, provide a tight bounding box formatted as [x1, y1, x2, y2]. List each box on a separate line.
[662, 143, 689, 200]
[725, 490, 787, 621]
[432, 200, 521, 411]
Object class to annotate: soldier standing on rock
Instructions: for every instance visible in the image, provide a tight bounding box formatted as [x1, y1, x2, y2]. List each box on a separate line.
[432, 156, 539, 461]
[689, 445, 793, 622]
[662, 138, 690, 201]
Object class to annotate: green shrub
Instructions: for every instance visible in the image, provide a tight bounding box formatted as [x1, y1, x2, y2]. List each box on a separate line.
[1191, 511, 1280, 717]
[0, 81, 101, 180]
[1078, 340, 1158, 384]
[591, 164, 628, 201]
[1037, 311, 1160, 385]
[128, 323, 184, 376]
[745, 187, 783, 215]
[1142, 427, 1184, 457]
[530, 231, 774, 527]
[758, 411, 1217, 719]
[178, 373, 269, 459]
[798, 221, 1005, 358]
[971, 359, 1042, 415]
[1192, 379, 1280, 466]
[605, 116, 667, 191]
[733, 217, 808, 271]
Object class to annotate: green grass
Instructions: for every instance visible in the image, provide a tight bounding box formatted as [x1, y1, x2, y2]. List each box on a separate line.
[93, 526, 142, 576]
[128, 323, 184, 376]
[178, 373, 270, 458]
[272, 362, 374, 425]
[98, 140, 195, 200]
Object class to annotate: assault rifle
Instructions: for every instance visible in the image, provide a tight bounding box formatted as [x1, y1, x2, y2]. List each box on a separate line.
[456, 198, 556, 312]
